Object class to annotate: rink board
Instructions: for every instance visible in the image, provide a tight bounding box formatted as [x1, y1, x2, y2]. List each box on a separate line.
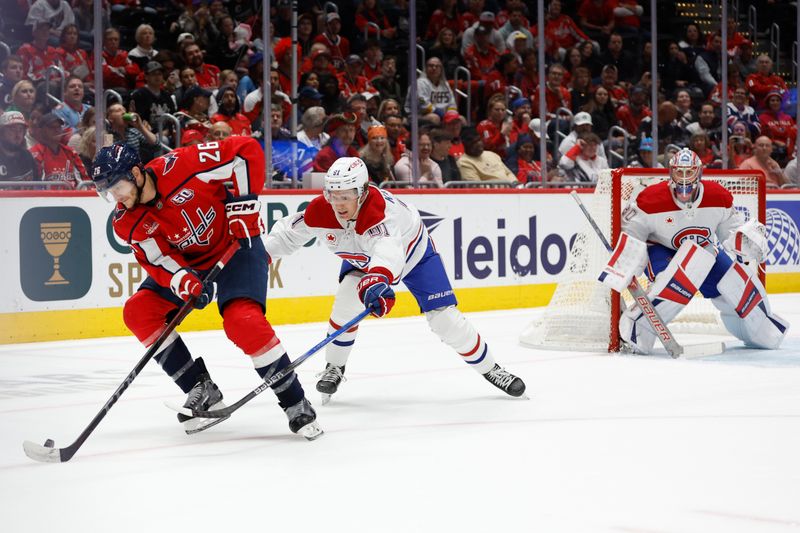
[1, 189, 800, 344]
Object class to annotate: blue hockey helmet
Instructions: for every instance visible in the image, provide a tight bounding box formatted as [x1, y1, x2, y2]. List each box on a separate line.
[92, 143, 141, 202]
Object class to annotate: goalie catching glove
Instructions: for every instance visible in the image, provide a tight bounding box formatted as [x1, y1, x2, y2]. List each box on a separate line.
[225, 194, 265, 248]
[722, 219, 768, 264]
[170, 268, 215, 309]
[357, 272, 395, 317]
[598, 232, 649, 292]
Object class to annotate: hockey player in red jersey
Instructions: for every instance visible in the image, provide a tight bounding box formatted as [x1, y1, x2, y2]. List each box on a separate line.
[265, 157, 526, 403]
[91, 138, 322, 439]
[598, 148, 789, 354]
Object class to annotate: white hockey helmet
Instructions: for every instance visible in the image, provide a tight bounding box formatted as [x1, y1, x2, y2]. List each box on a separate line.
[668, 147, 703, 203]
[324, 157, 369, 201]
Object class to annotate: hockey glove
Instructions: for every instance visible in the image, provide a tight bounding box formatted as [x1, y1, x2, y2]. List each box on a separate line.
[357, 273, 395, 317]
[598, 232, 648, 293]
[170, 268, 215, 309]
[723, 220, 768, 264]
[225, 194, 265, 249]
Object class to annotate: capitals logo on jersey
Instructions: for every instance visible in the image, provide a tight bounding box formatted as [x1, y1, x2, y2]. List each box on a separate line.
[335, 251, 371, 269]
[671, 226, 713, 249]
[170, 206, 217, 250]
[162, 153, 179, 175]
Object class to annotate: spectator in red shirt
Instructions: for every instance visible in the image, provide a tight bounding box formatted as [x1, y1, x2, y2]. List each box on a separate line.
[578, 0, 616, 45]
[273, 38, 301, 95]
[615, 85, 652, 135]
[314, 12, 350, 70]
[181, 42, 220, 90]
[531, 63, 571, 116]
[599, 64, 628, 108]
[312, 111, 360, 172]
[746, 54, 788, 111]
[477, 95, 512, 158]
[462, 11, 506, 56]
[29, 112, 88, 186]
[442, 110, 465, 158]
[384, 113, 408, 162]
[355, 0, 397, 42]
[758, 90, 796, 164]
[305, 47, 337, 79]
[484, 53, 520, 101]
[515, 49, 540, 100]
[425, 0, 460, 42]
[362, 40, 383, 82]
[689, 132, 718, 167]
[457, 0, 484, 36]
[18, 21, 61, 82]
[211, 85, 252, 137]
[464, 25, 501, 82]
[102, 27, 140, 92]
[57, 24, 92, 83]
[337, 55, 377, 100]
[715, 16, 750, 56]
[531, 0, 592, 61]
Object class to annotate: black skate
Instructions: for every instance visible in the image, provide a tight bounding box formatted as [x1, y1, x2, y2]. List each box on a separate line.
[284, 398, 324, 441]
[177, 358, 230, 434]
[483, 364, 527, 398]
[316, 364, 345, 405]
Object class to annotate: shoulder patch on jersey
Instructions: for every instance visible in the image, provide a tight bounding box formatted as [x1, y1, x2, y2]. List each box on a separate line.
[698, 181, 734, 209]
[303, 195, 341, 229]
[634, 181, 676, 214]
[355, 188, 387, 235]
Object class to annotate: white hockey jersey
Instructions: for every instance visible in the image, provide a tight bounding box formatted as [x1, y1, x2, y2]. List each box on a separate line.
[622, 180, 744, 252]
[265, 186, 429, 282]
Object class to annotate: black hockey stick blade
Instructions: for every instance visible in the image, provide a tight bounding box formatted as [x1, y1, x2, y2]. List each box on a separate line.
[166, 308, 372, 419]
[22, 241, 241, 463]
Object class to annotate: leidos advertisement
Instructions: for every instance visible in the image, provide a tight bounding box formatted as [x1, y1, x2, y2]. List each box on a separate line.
[1, 191, 799, 315]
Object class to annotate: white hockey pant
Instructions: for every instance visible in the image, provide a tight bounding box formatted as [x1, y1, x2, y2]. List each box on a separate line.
[325, 272, 364, 367]
[425, 306, 496, 375]
[710, 262, 788, 349]
[619, 242, 716, 353]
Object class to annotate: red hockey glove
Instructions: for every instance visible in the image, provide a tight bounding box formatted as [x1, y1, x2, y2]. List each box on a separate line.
[170, 268, 214, 309]
[357, 273, 395, 318]
[225, 194, 264, 248]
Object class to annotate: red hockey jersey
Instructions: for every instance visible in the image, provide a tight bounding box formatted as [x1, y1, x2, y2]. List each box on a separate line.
[112, 136, 265, 288]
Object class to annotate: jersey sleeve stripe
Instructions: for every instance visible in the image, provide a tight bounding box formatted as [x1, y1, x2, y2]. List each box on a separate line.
[136, 237, 183, 274]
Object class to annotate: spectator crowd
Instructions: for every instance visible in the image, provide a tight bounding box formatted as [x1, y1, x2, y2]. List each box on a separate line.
[0, 0, 797, 189]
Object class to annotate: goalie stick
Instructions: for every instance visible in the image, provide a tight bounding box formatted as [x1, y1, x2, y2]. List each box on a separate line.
[166, 308, 372, 419]
[570, 191, 724, 358]
[22, 241, 241, 463]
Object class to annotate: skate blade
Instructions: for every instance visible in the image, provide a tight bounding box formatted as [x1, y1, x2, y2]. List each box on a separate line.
[320, 393, 332, 405]
[183, 400, 229, 435]
[297, 420, 324, 441]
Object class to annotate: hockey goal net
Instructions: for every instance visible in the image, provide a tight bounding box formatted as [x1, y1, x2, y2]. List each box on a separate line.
[520, 168, 765, 352]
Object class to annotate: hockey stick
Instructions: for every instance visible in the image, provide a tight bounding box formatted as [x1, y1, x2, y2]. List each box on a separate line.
[569, 191, 687, 357]
[22, 241, 241, 463]
[166, 308, 372, 419]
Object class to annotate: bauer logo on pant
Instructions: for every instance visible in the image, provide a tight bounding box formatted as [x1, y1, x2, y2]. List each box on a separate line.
[20, 206, 92, 301]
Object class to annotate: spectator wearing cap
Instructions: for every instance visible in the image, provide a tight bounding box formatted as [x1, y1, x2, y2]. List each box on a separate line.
[371, 55, 404, 104]
[0, 56, 25, 111]
[355, 0, 397, 43]
[506, 31, 531, 61]
[615, 85, 652, 136]
[739, 136, 787, 187]
[314, 12, 350, 70]
[313, 112, 360, 172]
[404, 56, 456, 125]
[176, 85, 213, 131]
[274, 38, 303, 95]
[17, 21, 61, 82]
[53, 76, 90, 132]
[25, 0, 76, 42]
[457, 126, 517, 182]
[598, 65, 628, 108]
[29, 113, 88, 186]
[629, 136, 662, 168]
[531, 63, 571, 116]
[298, 86, 324, 117]
[484, 53, 520, 101]
[457, 0, 483, 34]
[394, 132, 443, 187]
[131, 62, 176, 126]
[498, 5, 533, 48]
[102, 28, 141, 92]
[211, 85, 251, 136]
[430, 128, 461, 183]
[527, 117, 556, 162]
[746, 55, 788, 111]
[304, 46, 337, 79]
[508, 97, 532, 145]
[477, 95, 512, 158]
[181, 128, 206, 147]
[128, 24, 159, 70]
[182, 42, 221, 90]
[461, 11, 506, 56]
[0, 111, 37, 183]
[733, 39, 757, 79]
[533, 0, 592, 61]
[577, 0, 615, 46]
[359, 124, 395, 185]
[464, 23, 502, 85]
[443, 110, 465, 158]
[105, 103, 158, 162]
[558, 132, 608, 183]
[558, 111, 607, 162]
[758, 91, 796, 165]
[425, 0, 461, 43]
[337, 55, 378, 101]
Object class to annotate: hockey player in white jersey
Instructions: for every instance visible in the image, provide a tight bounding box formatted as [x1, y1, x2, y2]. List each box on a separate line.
[598, 148, 788, 353]
[266, 157, 526, 401]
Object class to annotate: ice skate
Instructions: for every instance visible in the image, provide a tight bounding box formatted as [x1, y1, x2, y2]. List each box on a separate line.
[285, 398, 324, 440]
[316, 363, 346, 405]
[483, 364, 527, 398]
[177, 358, 229, 434]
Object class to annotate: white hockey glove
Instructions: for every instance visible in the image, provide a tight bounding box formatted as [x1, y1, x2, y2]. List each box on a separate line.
[598, 232, 648, 293]
[723, 220, 768, 264]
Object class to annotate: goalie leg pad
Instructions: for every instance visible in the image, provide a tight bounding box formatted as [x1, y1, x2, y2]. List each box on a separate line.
[425, 305, 497, 374]
[710, 262, 789, 349]
[620, 241, 716, 353]
[326, 272, 364, 367]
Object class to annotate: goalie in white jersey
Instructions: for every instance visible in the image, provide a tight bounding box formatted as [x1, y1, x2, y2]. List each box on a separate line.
[599, 148, 789, 353]
[266, 157, 526, 401]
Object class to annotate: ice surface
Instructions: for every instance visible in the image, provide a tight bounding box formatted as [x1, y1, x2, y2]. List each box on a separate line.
[2, 295, 800, 532]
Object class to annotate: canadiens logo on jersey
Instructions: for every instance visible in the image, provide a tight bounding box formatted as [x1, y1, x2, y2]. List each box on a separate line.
[671, 226, 713, 249]
[335, 251, 370, 269]
[162, 153, 179, 175]
[169, 206, 216, 249]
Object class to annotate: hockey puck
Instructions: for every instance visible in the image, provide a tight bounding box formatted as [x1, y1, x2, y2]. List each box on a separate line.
[44, 439, 55, 448]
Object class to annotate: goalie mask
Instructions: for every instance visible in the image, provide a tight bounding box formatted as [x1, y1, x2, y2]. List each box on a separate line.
[669, 148, 702, 204]
[324, 157, 369, 204]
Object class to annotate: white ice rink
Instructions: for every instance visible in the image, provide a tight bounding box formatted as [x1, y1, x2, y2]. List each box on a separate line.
[2, 295, 800, 533]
